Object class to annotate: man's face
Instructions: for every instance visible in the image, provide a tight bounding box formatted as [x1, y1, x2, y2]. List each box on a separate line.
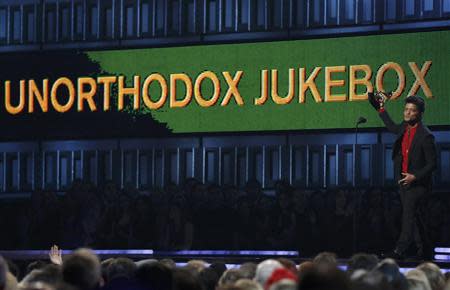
[403, 103, 421, 124]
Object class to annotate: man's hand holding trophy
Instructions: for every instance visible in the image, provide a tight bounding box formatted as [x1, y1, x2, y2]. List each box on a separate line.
[368, 91, 393, 110]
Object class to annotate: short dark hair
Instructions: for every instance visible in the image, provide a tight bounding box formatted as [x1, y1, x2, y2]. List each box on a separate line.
[347, 253, 379, 275]
[405, 96, 425, 113]
[135, 262, 173, 290]
[62, 249, 101, 290]
[107, 257, 137, 281]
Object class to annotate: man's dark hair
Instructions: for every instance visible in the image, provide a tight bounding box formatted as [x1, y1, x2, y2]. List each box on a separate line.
[62, 249, 101, 290]
[135, 262, 172, 290]
[209, 263, 227, 280]
[375, 261, 408, 290]
[352, 270, 393, 290]
[173, 268, 203, 290]
[199, 268, 220, 290]
[160, 258, 176, 269]
[218, 269, 245, 287]
[347, 253, 379, 275]
[298, 267, 351, 290]
[106, 257, 136, 281]
[405, 96, 425, 113]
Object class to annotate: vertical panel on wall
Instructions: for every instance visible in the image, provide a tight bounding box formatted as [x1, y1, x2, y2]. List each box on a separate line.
[154, 149, 163, 188]
[205, 149, 218, 184]
[265, 146, 280, 187]
[359, 145, 371, 185]
[20, 152, 34, 191]
[43, 151, 57, 190]
[236, 147, 247, 187]
[138, 150, 152, 189]
[59, 152, 72, 190]
[97, 150, 112, 186]
[308, 146, 323, 188]
[185, 149, 194, 180]
[83, 150, 97, 185]
[166, 149, 178, 184]
[339, 146, 353, 186]
[248, 147, 263, 185]
[326, 148, 337, 187]
[291, 145, 306, 187]
[221, 148, 234, 186]
[383, 146, 394, 185]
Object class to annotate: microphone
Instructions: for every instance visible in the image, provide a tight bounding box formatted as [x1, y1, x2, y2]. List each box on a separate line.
[357, 117, 367, 125]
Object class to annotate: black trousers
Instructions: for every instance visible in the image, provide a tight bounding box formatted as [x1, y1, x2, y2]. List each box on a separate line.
[395, 185, 427, 254]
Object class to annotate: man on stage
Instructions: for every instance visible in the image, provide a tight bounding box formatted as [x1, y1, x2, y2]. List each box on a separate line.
[369, 93, 437, 259]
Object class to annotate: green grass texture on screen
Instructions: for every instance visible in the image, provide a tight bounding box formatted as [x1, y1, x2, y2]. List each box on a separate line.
[87, 30, 450, 133]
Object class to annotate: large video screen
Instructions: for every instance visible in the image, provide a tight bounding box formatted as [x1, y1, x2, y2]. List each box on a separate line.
[1, 30, 449, 138]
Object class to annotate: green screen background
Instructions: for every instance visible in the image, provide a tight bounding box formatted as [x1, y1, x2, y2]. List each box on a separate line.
[87, 30, 450, 133]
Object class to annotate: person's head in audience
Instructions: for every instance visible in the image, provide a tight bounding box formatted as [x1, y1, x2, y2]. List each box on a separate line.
[347, 253, 379, 275]
[199, 268, 220, 290]
[173, 268, 202, 290]
[186, 260, 207, 274]
[26, 261, 48, 277]
[240, 262, 257, 280]
[5, 260, 19, 281]
[417, 263, 445, 290]
[106, 257, 136, 281]
[406, 269, 432, 290]
[375, 259, 408, 290]
[235, 279, 263, 290]
[277, 258, 297, 275]
[351, 270, 392, 290]
[297, 267, 350, 290]
[409, 279, 433, 290]
[254, 260, 283, 287]
[313, 252, 338, 270]
[0, 257, 17, 290]
[269, 279, 296, 290]
[100, 258, 114, 285]
[135, 261, 172, 290]
[209, 263, 227, 280]
[20, 264, 62, 287]
[219, 269, 245, 287]
[444, 272, 450, 283]
[4, 273, 18, 290]
[62, 249, 101, 290]
[160, 258, 176, 269]
[298, 262, 314, 277]
[215, 286, 242, 290]
[265, 268, 297, 290]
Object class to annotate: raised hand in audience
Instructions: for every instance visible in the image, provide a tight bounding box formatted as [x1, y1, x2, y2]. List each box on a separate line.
[49, 244, 63, 265]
